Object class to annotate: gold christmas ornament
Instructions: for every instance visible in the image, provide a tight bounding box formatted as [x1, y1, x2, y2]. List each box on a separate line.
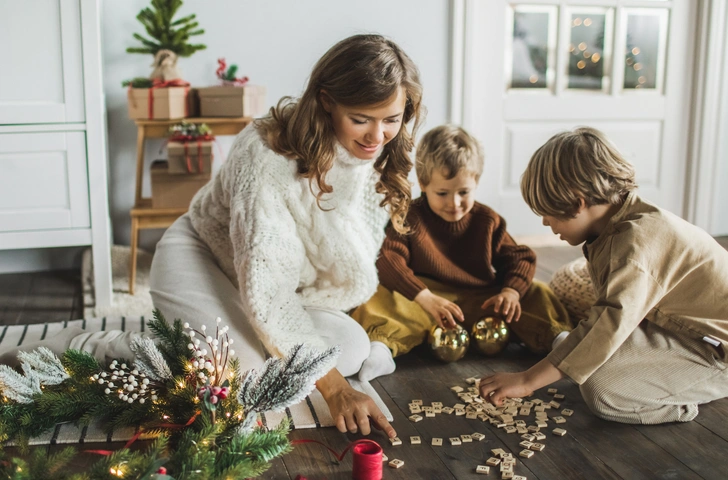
[428, 324, 470, 363]
[471, 316, 510, 356]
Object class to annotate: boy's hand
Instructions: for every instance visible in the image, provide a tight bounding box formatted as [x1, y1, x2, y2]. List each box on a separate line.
[480, 287, 521, 323]
[478, 371, 533, 406]
[414, 289, 464, 329]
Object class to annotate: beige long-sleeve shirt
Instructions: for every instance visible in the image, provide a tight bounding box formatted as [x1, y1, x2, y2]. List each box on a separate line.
[548, 193, 728, 384]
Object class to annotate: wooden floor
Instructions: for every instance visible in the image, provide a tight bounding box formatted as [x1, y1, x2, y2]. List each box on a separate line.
[1, 239, 727, 479]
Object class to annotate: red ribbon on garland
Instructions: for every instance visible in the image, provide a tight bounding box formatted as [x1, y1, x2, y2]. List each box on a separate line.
[85, 412, 200, 456]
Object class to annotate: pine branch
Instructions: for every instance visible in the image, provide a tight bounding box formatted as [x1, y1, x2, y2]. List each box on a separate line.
[17, 347, 69, 386]
[61, 350, 101, 380]
[237, 345, 339, 414]
[146, 310, 190, 375]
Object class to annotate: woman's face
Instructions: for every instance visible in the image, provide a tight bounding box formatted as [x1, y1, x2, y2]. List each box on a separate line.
[322, 88, 407, 160]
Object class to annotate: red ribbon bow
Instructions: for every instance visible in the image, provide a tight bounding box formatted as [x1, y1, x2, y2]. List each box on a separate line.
[168, 133, 216, 173]
[148, 78, 191, 119]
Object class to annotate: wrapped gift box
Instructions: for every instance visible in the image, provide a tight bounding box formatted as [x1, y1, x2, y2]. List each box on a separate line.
[150, 160, 210, 209]
[167, 140, 214, 174]
[127, 87, 188, 120]
[197, 85, 267, 117]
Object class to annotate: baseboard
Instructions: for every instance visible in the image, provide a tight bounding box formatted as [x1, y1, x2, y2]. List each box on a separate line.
[0, 247, 84, 274]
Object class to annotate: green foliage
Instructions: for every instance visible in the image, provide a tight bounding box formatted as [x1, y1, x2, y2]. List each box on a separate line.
[122, 77, 155, 88]
[127, 0, 206, 58]
[222, 64, 238, 82]
[147, 311, 190, 376]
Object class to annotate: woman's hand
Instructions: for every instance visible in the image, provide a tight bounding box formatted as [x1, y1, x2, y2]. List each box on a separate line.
[414, 289, 464, 329]
[316, 369, 396, 438]
[480, 287, 521, 323]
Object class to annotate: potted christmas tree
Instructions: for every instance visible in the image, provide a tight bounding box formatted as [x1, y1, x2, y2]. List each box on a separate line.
[124, 0, 206, 120]
[197, 58, 268, 118]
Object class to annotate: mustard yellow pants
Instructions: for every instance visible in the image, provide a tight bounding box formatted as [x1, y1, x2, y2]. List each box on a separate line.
[351, 278, 573, 357]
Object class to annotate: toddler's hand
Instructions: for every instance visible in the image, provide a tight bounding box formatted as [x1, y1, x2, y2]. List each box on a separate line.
[414, 289, 464, 329]
[480, 288, 521, 323]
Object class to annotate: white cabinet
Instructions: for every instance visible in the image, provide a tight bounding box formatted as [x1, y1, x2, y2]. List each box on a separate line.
[0, 0, 85, 124]
[0, 0, 112, 307]
[0, 132, 90, 232]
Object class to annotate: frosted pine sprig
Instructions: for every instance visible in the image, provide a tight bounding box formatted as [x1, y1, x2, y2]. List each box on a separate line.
[130, 336, 173, 382]
[0, 365, 42, 403]
[237, 344, 339, 414]
[17, 347, 69, 386]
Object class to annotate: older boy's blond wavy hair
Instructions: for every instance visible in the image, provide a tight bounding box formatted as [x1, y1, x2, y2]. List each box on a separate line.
[415, 125, 484, 186]
[521, 127, 637, 218]
[256, 34, 424, 233]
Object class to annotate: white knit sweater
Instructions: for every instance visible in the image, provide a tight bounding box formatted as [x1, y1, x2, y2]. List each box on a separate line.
[188, 125, 389, 357]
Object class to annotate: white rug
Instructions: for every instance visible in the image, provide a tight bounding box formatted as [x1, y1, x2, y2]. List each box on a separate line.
[82, 245, 155, 318]
[1, 317, 392, 445]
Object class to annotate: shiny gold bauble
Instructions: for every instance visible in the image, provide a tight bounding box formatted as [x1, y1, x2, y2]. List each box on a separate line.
[471, 316, 510, 356]
[428, 324, 470, 363]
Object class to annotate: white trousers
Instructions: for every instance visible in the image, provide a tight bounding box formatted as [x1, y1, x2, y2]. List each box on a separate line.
[149, 214, 371, 376]
[0, 215, 371, 376]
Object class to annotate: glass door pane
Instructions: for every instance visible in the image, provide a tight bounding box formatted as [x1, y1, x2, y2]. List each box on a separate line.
[506, 5, 557, 90]
[567, 8, 613, 92]
[623, 9, 669, 90]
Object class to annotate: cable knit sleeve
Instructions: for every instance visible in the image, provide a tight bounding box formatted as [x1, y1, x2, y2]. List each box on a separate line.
[490, 215, 536, 298]
[227, 141, 328, 358]
[376, 222, 427, 301]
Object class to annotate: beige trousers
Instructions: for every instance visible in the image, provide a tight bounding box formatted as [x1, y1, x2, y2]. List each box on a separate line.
[580, 321, 728, 424]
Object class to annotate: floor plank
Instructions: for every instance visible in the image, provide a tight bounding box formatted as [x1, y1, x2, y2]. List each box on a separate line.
[0, 270, 81, 326]
[635, 422, 728, 480]
[694, 399, 728, 443]
[0, 271, 32, 325]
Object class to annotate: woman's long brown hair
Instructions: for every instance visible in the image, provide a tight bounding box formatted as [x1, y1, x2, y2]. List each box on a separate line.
[256, 34, 424, 233]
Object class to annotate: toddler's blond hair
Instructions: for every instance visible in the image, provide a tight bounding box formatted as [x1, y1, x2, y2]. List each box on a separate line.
[415, 125, 484, 186]
[521, 127, 637, 218]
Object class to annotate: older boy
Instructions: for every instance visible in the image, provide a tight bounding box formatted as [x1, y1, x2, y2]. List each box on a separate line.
[352, 125, 572, 381]
[480, 126, 728, 424]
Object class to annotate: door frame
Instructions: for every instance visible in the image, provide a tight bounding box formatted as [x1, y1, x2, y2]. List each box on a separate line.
[448, 0, 727, 238]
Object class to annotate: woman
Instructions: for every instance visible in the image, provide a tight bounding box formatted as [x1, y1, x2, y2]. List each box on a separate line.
[149, 34, 424, 437]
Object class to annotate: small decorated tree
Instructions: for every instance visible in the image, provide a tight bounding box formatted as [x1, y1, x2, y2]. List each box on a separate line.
[126, 0, 206, 58]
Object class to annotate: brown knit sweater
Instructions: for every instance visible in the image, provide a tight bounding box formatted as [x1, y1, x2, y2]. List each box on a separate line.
[377, 197, 537, 300]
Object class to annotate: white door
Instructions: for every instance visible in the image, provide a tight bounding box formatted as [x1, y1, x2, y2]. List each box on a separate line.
[0, 0, 85, 125]
[0, 132, 90, 233]
[461, 0, 696, 236]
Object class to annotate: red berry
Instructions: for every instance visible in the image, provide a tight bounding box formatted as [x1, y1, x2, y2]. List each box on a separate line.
[157, 466, 167, 474]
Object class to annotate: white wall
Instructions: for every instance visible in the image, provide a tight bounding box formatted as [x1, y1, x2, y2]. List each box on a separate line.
[101, 0, 451, 250]
[712, 3, 728, 236]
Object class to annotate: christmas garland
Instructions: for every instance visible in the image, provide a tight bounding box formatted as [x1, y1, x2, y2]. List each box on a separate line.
[0, 311, 339, 480]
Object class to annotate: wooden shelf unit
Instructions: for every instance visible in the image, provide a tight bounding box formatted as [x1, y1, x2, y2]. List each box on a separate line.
[129, 116, 252, 294]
